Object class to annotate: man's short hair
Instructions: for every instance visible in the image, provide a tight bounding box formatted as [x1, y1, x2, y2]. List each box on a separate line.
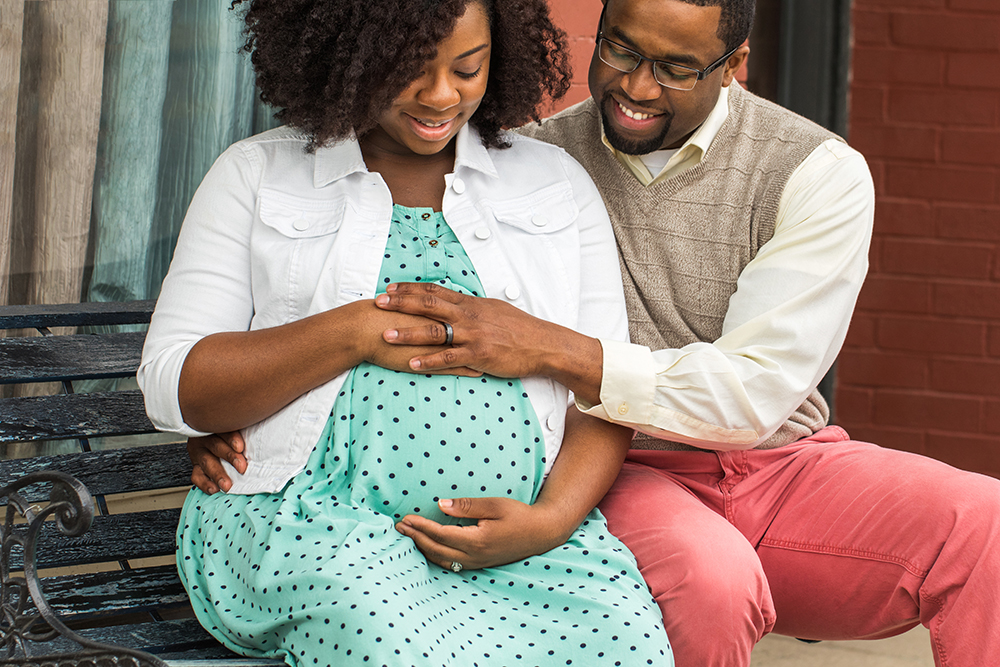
[678, 0, 755, 52]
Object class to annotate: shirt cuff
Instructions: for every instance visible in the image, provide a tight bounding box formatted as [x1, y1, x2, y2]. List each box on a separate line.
[575, 339, 657, 427]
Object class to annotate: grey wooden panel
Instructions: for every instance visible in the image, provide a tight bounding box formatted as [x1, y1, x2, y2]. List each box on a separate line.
[40, 565, 188, 619]
[0, 331, 144, 383]
[8, 508, 181, 569]
[0, 390, 156, 443]
[37, 619, 283, 664]
[0, 442, 190, 498]
[33, 618, 229, 660]
[0, 300, 154, 330]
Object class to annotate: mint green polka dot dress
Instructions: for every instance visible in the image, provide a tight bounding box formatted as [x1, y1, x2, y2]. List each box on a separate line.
[177, 205, 672, 667]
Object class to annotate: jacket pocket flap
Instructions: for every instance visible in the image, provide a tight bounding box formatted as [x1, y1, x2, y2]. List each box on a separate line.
[484, 182, 578, 234]
[258, 188, 346, 238]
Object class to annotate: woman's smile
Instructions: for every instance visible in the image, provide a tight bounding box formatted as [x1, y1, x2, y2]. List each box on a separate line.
[406, 114, 458, 142]
[363, 3, 491, 158]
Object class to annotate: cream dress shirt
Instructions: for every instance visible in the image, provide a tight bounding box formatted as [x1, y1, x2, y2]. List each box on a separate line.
[581, 84, 876, 450]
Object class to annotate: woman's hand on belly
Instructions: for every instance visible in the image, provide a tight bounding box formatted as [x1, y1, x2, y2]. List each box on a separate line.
[179, 300, 481, 433]
[375, 282, 605, 405]
[394, 496, 565, 570]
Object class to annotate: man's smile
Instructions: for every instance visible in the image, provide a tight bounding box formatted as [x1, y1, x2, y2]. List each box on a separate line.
[609, 94, 668, 133]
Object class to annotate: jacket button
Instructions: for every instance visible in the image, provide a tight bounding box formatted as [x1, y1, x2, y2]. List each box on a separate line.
[505, 284, 520, 300]
[293, 217, 309, 231]
[531, 215, 548, 227]
[452, 177, 466, 194]
[475, 227, 491, 240]
[546, 414, 559, 430]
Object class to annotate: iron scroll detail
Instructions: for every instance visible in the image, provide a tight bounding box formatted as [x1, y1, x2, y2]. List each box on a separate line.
[0, 471, 168, 667]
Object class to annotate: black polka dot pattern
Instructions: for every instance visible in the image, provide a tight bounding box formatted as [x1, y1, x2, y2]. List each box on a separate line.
[176, 205, 672, 666]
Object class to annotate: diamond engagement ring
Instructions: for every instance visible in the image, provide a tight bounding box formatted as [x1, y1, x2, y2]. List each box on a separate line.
[450, 561, 463, 573]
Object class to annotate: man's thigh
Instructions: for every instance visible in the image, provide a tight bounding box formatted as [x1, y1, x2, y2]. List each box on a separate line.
[729, 431, 1000, 641]
[599, 454, 776, 664]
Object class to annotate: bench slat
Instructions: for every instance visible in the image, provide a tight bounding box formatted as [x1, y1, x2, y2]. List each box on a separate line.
[0, 390, 156, 443]
[0, 332, 145, 384]
[0, 442, 190, 498]
[0, 301, 287, 665]
[9, 508, 181, 569]
[35, 618, 230, 660]
[0, 300, 155, 329]
[42, 565, 188, 619]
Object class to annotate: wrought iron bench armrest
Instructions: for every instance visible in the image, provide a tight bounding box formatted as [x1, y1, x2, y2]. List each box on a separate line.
[0, 471, 168, 667]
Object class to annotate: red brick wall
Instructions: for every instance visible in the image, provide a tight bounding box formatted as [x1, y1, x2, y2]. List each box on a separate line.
[546, 0, 603, 113]
[842, 0, 1000, 475]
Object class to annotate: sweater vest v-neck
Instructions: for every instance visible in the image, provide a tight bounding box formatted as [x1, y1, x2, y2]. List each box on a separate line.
[522, 85, 842, 450]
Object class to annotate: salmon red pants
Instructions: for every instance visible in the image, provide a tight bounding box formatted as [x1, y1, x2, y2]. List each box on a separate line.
[598, 426, 1000, 667]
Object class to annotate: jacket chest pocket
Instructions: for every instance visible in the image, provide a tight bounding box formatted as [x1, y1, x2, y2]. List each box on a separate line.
[252, 188, 350, 323]
[483, 182, 578, 235]
[258, 188, 347, 238]
[478, 182, 580, 328]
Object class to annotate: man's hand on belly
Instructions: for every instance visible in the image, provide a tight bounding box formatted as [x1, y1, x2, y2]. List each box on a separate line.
[375, 282, 604, 405]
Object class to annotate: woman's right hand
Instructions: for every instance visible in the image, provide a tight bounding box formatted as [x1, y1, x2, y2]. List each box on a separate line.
[179, 299, 478, 438]
[359, 300, 480, 376]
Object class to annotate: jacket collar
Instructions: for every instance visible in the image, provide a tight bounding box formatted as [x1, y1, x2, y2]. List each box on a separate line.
[313, 123, 498, 189]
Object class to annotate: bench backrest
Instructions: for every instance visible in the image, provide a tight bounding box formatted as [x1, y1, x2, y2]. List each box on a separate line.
[0, 302, 252, 662]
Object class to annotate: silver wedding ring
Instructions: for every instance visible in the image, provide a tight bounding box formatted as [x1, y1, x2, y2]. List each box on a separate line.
[443, 322, 454, 346]
[450, 561, 463, 573]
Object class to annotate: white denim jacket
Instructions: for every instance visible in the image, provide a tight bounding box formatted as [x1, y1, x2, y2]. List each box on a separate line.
[138, 124, 628, 494]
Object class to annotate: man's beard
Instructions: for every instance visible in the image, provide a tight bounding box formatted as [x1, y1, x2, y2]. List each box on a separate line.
[599, 93, 672, 156]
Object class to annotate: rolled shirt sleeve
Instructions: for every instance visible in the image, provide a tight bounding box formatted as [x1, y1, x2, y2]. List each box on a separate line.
[137, 143, 259, 437]
[579, 139, 875, 450]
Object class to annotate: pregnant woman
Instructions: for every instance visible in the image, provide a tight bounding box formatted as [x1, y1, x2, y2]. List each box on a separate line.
[139, 0, 672, 665]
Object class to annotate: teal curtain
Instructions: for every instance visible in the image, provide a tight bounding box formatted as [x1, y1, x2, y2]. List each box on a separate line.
[88, 0, 279, 307]
[68, 0, 279, 456]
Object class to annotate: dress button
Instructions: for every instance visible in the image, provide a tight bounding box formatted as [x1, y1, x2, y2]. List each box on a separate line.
[475, 227, 491, 240]
[531, 214, 548, 227]
[546, 414, 559, 430]
[617, 403, 629, 415]
[504, 284, 520, 300]
[293, 217, 309, 231]
[452, 177, 466, 194]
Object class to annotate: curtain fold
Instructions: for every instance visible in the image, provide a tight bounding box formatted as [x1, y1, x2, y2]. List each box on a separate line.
[90, 0, 276, 305]
[2, 0, 277, 457]
[145, 0, 264, 298]
[10, 0, 107, 308]
[0, 1, 24, 306]
[87, 0, 174, 306]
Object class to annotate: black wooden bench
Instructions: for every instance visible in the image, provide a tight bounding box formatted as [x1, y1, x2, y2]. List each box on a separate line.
[0, 301, 281, 666]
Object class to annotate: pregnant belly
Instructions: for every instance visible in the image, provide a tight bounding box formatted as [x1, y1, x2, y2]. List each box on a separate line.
[335, 364, 545, 523]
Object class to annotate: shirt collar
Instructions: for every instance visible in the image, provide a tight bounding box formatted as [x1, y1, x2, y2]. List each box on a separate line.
[600, 82, 734, 180]
[313, 123, 498, 189]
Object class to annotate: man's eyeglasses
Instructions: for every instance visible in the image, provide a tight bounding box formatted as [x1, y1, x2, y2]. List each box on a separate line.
[596, 21, 737, 91]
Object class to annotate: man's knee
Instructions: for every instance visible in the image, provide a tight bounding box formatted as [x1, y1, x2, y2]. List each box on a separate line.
[640, 533, 774, 665]
[639, 523, 775, 642]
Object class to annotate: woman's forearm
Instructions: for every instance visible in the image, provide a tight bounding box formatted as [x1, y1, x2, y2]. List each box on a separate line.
[532, 406, 634, 544]
[177, 301, 372, 433]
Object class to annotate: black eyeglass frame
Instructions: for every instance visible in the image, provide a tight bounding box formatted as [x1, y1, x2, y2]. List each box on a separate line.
[595, 8, 739, 91]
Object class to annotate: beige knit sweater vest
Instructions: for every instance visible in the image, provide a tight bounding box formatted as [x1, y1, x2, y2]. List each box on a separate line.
[521, 85, 841, 450]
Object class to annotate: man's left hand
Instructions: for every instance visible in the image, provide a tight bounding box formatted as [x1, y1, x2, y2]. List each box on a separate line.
[375, 282, 554, 379]
[394, 497, 567, 571]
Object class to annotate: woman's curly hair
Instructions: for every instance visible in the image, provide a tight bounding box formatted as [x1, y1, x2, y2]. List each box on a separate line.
[231, 0, 572, 151]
